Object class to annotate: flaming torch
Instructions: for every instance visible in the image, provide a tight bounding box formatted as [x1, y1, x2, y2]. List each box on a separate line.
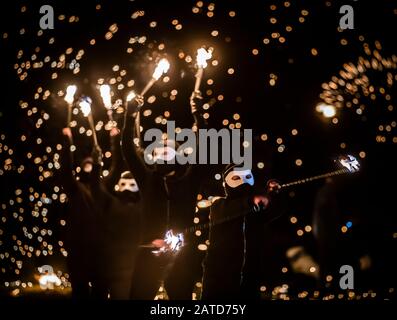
[64, 85, 77, 127]
[139, 58, 170, 98]
[194, 47, 213, 93]
[154, 230, 184, 254]
[280, 155, 360, 189]
[99, 84, 116, 128]
[127, 58, 169, 139]
[79, 96, 99, 147]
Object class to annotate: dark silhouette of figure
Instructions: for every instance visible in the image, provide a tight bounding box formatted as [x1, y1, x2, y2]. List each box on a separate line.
[202, 163, 281, 299]
[60, 128, 108, 299]
[122, 93, 205, 299]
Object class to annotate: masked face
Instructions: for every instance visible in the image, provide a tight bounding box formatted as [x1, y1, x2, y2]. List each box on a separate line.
[117, 177, 139, 193]
[152, 145, 176, 163]
[225, 169, 254, 189]
[83, 162, 93, 173]
[78, 157, 94, 183]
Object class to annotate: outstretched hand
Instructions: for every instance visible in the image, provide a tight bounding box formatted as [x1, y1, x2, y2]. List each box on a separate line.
[266, 179, 281, 194]
[252, 195, 270, 212]
[151, 239, 166, 249]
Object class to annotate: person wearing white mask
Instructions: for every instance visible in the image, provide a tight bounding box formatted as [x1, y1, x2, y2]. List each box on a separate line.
[201, 163, 281, 299]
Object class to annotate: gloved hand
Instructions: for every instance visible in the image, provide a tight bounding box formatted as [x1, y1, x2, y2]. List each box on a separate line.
[266, 179, 281, 194]
[252, 195, 270, 212]
[126, 95, 144, 115]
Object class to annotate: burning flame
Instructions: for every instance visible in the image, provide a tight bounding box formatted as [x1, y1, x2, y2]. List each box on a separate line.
[37, 265, 62, 290]
[64, 85, 77, 105]
[338, 155, 360, 173]
[316, 103, 336, 118]
[152, 58, 170, 80]
[79, 96, 92, 117]
[126, 90, 136, 102]
[196, 47, 213, 68]
[99, 84, 112, 109]
[38, 274, 62, 290]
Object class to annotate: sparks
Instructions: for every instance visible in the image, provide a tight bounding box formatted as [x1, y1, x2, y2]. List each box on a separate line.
[152, 230, 184, 254]
[338, 155, 360, 173]
[164, 230, 184, 252]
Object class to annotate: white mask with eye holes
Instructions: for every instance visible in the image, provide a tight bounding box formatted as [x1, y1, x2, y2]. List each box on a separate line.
[117, 177, 139, 193]
[225, 169, 254, 189]
[153, 146, 176, 163]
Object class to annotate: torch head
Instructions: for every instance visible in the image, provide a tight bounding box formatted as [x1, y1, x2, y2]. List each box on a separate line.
[65, 85, 77, 104]
[164, 230, 184, 252]
[79, 96, 92, 117]
[152, 58, 170, 80]
[196, 47, 213, 68]
[100, 84, 112, 109]
[338, 154, 360, 173]
[126, 91, 136, 102]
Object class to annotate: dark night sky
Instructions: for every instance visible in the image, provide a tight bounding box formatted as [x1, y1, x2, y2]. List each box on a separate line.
[0, 0, 396, 297]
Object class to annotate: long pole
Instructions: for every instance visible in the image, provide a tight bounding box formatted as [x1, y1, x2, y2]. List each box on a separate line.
[194, 67, 204, 93]
[87, 113, 99, 147]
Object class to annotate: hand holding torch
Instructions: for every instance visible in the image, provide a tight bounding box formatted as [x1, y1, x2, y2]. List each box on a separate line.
[138, 58, 170, 101]
[278, 155, 361, 190]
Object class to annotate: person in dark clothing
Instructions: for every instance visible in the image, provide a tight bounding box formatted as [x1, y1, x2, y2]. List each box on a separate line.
[102, 127, 141, 299]
[61, 126, 141, 299]
[122, 92, 205, 300]
[312, 176, 368, 293]
[60, 127, 108, 299]
[201, 163, 281, 299]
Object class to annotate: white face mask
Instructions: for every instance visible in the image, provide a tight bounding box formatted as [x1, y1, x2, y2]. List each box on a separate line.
[153, 146, 176, 162]
[225, 169, 254, 189]
[117, 178, 139, 193]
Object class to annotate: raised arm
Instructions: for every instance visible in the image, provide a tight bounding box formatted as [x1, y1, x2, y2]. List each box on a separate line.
[88, 144, 103, 187]
[121, 99, 148, 186]
[190, 90, 207, 131]
[104, 127, 124, 191]
[59, 128, 77, 193]
[178, 90, 207, 180]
